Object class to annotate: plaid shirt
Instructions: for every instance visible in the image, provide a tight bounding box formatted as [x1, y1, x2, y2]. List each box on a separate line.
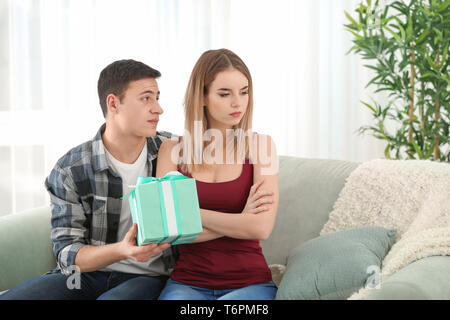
[45, 124, 178, 275]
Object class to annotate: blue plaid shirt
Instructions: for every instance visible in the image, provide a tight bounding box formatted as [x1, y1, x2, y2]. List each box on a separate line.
[45, 124, 178, 275]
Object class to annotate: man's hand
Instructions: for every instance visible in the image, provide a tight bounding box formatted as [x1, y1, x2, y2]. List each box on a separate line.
[242, 179, 274, 214]
[119, 223, 171, 262]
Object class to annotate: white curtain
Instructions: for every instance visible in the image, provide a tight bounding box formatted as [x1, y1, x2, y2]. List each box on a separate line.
[0, 0, 388, 216]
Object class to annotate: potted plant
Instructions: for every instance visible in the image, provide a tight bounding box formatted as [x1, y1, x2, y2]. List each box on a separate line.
[344, 0, 449, 161]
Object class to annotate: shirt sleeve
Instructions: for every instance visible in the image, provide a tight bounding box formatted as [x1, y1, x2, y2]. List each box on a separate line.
[45, 164, 88, 275]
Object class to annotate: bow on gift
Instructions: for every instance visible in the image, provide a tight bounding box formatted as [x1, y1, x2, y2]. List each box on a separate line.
[122, 171, 189, 244]
[121, 172, 187, 200]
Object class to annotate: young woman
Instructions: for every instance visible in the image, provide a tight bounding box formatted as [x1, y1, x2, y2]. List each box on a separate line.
[156, 49, 279, 300]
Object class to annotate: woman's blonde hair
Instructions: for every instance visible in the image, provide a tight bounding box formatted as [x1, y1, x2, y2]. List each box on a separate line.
[180, 48, 254, 174]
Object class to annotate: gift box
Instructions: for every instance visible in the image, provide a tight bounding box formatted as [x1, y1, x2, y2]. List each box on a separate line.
[123, 171, 203, 246]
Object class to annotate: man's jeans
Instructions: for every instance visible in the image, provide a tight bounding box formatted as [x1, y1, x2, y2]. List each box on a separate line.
[0, 270, 168, 300]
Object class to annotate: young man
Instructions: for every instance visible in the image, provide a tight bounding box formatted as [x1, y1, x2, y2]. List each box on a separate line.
[0, 59, 177, 300]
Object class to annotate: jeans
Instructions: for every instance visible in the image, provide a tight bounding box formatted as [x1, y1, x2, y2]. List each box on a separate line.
[158, 279, 277, 300]
[0, 270, 168, 300]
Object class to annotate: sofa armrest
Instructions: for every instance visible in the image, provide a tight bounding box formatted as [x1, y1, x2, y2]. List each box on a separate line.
[0, 207, 56, 292]
[366, 256, 450, 300]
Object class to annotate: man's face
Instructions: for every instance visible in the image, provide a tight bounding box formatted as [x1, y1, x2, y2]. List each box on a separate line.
[111, 78, 163, 138]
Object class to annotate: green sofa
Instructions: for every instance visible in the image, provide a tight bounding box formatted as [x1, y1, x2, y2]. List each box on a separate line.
[1, 155, 449, 299]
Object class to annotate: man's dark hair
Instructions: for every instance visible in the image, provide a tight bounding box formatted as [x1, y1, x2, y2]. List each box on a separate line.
[97, 59, 161, 118]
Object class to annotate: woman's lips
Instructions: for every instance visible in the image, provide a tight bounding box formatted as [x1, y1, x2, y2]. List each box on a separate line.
[230, 112, 241, 118]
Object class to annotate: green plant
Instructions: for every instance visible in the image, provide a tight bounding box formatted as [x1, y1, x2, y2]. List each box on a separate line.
[345, 0, 450, 161]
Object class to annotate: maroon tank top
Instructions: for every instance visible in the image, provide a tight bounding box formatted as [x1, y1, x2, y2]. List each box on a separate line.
[170, 159, 272, 289]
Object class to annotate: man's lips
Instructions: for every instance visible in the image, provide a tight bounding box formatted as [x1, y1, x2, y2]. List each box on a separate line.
[148, 119, 159, 124]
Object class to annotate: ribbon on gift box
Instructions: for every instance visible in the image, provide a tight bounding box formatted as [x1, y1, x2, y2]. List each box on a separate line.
[122, 171, 187, 244]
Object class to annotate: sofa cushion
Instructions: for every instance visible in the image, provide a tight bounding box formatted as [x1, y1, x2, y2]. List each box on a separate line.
[275, 226, 396, 300]
[0, 207, 55, 292]
[261, 156, 359, 266]
[365, 256, 450, 300]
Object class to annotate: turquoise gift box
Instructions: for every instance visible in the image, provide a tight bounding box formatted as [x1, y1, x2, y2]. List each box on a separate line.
[123, 171, 203, 246]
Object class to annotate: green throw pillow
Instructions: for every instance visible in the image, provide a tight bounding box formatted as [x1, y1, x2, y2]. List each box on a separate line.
[275, 226, 397, 300]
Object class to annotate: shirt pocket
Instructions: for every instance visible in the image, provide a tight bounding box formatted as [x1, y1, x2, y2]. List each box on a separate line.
[89, 195, 107, 242]
[92, 195, 107, 215]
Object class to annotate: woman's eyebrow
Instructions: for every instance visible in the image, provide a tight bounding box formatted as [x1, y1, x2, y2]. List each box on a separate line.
[217, 85, 248, 91]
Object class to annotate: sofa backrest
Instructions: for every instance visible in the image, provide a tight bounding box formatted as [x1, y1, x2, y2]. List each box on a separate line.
[0, 206, 55, 292]
[261, 156, 360, 265]
[0, 156, 360, 291]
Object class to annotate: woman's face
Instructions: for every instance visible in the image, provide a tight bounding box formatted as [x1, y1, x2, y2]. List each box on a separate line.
[204, 68, 249, 130]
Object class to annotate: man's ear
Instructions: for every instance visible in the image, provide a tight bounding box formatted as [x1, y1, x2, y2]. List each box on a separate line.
[106, 93, 120, 115]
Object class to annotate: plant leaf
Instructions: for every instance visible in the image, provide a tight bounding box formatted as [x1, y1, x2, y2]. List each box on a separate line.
[438, 0, 450, 13]
[393, 17, 406, 41]
[360, 100, 376, 113]
[416, 28, 429, 45]
[384, 144, 392, 159]
[384, 26, 402, 43]
[345, 28, 364, 40]
[424, 141, 436, 159]
[441, 43, 448, 70]
[406, 16, 413, 40]
[345, 10, 359, 26]
[411, 139, 423, 158]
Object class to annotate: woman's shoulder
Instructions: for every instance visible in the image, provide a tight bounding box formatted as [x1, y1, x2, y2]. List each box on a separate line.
[156, 138, 181, 176]
[159, 136, 180, 150]
[157, 137, 181, 163]
[250, 133, 277, 169]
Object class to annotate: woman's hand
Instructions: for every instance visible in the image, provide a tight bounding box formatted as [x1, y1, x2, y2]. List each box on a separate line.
[242, 179, 274, 214]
